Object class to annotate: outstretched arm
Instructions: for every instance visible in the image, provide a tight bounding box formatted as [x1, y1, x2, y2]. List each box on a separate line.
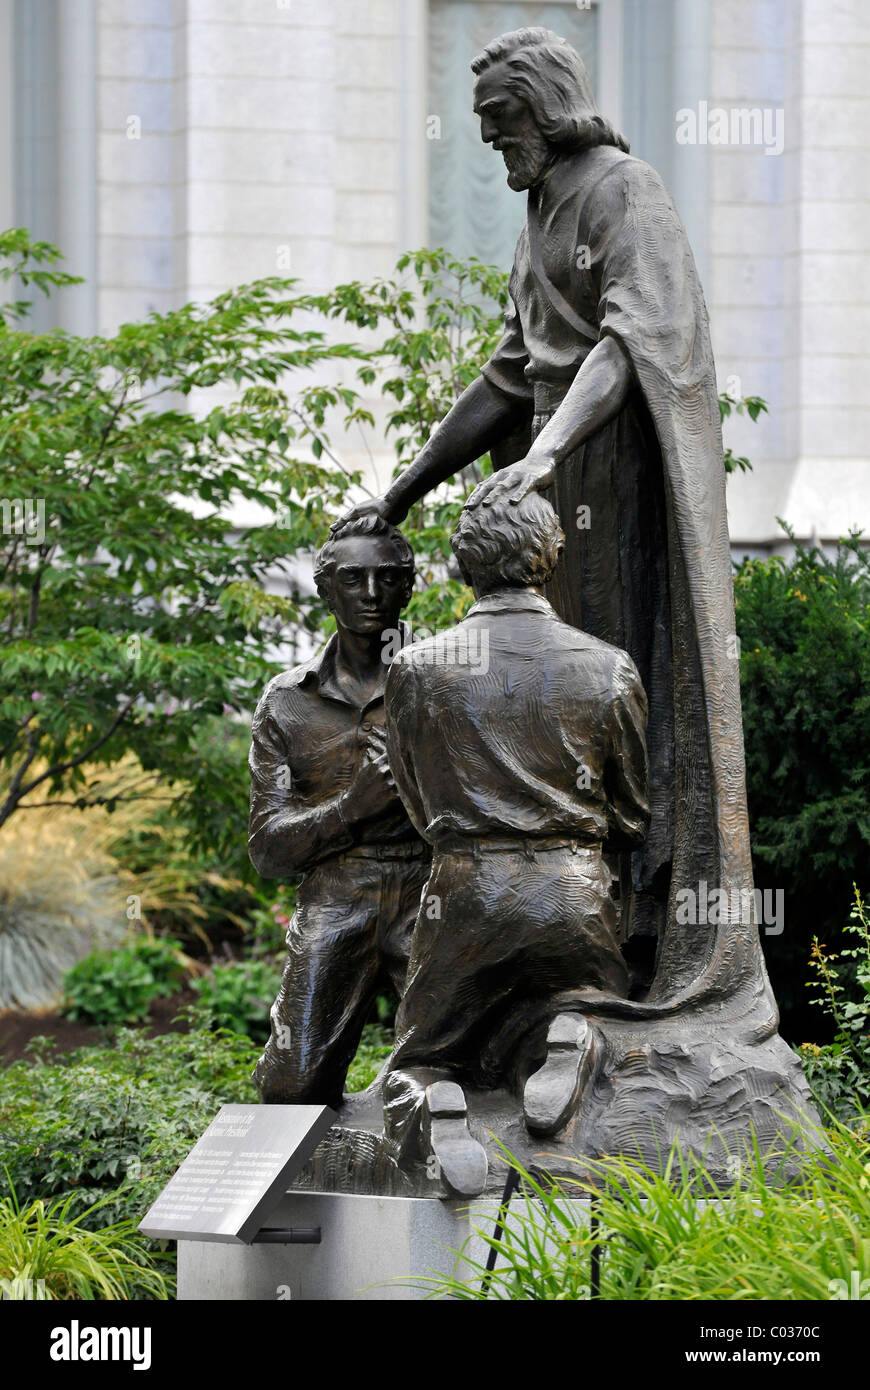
[333, 376, 526, 530]
[533, 336, 632, 468]
[467, 335, 633, 510]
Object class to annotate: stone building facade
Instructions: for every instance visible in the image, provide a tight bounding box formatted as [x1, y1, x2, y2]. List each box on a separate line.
[1, 0, 867, 553]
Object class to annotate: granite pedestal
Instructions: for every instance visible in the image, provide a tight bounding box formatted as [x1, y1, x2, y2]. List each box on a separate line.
[177, 1189, 592, 1301]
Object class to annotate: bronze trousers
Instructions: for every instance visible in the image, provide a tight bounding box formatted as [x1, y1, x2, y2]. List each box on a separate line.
[388, 839, 627, 1091]
[254, 845, 429, 1108]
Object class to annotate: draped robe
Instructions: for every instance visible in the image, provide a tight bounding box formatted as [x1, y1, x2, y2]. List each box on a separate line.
[481, 145, 776, 1033]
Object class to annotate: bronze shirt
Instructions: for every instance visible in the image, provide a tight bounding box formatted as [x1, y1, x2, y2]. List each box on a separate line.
[249, 628, 420, 880]
[384, 589, 650, 851]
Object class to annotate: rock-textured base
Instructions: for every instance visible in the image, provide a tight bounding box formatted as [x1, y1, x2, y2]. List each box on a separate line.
[292, 1018, 822, 1199]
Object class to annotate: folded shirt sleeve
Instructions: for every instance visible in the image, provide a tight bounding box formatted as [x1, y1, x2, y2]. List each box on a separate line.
[248, 687, 354, 879]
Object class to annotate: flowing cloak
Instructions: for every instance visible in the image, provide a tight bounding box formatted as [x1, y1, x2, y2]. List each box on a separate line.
[481, 145, 777, 1037]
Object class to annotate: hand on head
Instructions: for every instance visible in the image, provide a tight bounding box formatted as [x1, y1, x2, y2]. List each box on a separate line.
[330, 496, 404, 535]
[466, 455, 556, 510]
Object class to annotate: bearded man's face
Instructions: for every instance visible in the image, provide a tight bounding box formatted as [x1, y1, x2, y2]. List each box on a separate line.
[473, 64, 551, 191]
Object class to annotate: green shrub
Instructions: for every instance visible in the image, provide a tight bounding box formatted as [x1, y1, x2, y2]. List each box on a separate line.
[736, 533, 870, 1035]
[345, 1024, 393, 1093]
[0, 1185, 172, 1300]
[244, 889, 296, 959]
[190, 959, 282, 1041]
[0, 1018, 388, 1250]
[415, 1123, 870, 1301]
[62, 936, 186, 1026]
[0, 1028, 261, 1231]
[0, 794, 127, 1012]
[800, 1043, 870, 1127]
[799, 886, 870, 1123]
[95, 768, 259, 951]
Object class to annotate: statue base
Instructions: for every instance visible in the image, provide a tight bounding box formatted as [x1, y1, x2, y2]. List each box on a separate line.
[291, 1016, 822, 1200]
[175, 1018, 822, 1299]
[176, 1189, 592, 1301]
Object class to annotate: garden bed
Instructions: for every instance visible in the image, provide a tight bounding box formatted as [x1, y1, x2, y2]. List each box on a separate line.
[0, 990, 199, 1065]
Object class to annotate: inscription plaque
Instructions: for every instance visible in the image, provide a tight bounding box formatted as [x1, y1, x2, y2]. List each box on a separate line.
[139, 1104, 334, 1244]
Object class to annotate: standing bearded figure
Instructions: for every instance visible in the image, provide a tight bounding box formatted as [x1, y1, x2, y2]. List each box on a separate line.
[338, 26, 772, 1039]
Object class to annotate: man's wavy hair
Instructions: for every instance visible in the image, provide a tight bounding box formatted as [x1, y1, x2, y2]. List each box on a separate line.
[451, 492, 565, 595]
[471, 27, 629, 155]
[314, 514, 415, 605]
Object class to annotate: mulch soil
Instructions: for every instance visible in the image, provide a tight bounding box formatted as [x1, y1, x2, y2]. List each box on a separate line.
[0, 989, 199, 1065]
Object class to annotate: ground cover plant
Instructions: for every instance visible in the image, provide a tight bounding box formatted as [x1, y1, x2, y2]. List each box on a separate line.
[62, 936, 187, 1026]
[0, 1019, 390, 1242]
[0, 1187, 172, 1300]
[736, 537, 870, 1034]
[414, 1122, 870, 1301]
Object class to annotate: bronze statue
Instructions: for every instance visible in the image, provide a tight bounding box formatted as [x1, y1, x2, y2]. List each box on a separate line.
[337, 26, 759, 1021]
[248, 516, 429, 1107]
[269, 29, 819, 1199]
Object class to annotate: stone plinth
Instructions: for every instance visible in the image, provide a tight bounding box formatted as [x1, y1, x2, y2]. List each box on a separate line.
[177, 1189, 592, 1301]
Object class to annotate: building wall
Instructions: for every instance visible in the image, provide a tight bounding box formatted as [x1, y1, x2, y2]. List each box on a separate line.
[2, 0, 868, 548]
[708, 0, 870, 550]
[93, 0, 414, 494]
[784, 0, 870, 547]
[97, 0, 177, 328]
[0, 0, 15, 233]
[95, 0, 408, 312]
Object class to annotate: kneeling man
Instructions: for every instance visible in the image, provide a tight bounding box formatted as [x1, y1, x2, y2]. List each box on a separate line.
[249, 515, 429, 1108]
[383, 492, 650, 1192]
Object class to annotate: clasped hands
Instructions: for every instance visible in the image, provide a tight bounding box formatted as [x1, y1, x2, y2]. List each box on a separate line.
[340, 725, 399, 822]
